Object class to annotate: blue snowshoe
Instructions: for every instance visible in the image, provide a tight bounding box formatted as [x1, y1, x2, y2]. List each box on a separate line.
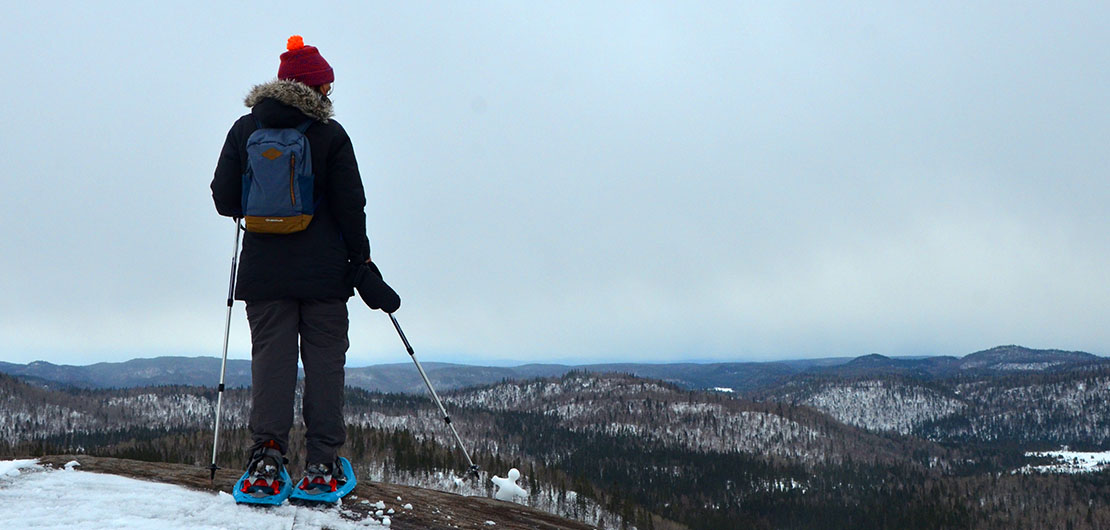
[290, 457, 357, 504]
[233, 442, 293, 506]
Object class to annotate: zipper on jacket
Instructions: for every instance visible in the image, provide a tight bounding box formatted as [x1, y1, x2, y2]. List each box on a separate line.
[289, 153, 296, 207]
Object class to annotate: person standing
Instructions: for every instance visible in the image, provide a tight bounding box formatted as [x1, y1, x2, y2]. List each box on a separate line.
[211, 35, 370, 499]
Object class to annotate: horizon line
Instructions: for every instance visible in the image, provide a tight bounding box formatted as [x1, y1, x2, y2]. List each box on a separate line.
[6, 344, 1101, 369]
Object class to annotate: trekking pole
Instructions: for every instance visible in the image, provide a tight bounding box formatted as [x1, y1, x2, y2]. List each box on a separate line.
[389, 313, 481, 479]
[209, 219, 243, 481]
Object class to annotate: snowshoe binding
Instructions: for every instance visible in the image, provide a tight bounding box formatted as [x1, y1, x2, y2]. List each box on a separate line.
[290, 457, 357, 504]
[233, 441, 293, 506]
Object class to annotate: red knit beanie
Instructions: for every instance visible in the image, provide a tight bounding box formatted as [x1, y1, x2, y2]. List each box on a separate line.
[278, 35, 334, 86]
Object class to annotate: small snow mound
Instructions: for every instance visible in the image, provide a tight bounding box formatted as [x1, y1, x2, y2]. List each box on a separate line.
[64, 460, 80, 471]
[403, 503, 413, 510]
[485, 521, 497, 526]
[0, 459, 39, 478]
[382, 515, 391, 526]
[373, 500, 386, 509]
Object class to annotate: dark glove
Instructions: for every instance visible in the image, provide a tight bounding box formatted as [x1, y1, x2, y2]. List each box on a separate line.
[349, 261, 401, 313]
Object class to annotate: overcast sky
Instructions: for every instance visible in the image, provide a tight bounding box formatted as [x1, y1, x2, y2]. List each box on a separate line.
[1, 2, 1107, 366]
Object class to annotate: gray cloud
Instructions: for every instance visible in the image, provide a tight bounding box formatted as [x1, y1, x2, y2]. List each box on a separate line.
[2, 2, 1107, 365]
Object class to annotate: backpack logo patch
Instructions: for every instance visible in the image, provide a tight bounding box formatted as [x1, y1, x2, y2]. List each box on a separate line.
[261, 148, 283, 160]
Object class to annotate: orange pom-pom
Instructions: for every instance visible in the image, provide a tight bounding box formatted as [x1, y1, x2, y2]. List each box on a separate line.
[287, 35, 305, 51]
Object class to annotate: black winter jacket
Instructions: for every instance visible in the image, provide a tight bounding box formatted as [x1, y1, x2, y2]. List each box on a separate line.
[211, 80, 371, 301]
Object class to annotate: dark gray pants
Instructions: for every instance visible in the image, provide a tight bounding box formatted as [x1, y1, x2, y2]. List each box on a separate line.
[246, 298, 348, 465]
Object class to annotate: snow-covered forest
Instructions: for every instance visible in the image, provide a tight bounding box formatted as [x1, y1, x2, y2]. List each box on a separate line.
[5, 350, 1110, 529]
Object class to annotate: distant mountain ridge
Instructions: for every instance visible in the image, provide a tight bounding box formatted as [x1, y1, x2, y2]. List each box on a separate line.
[825, 346, 1101, 379]
[0, 357, 254, 389]
[0, 345, 1102, 394]
[960, 345, 1098, 370]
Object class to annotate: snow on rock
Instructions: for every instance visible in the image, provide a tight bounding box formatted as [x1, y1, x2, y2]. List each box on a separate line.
[64, 460, 80, 471]
[491, 468, 528, 502]
[0, 460, 377, 529]
[0, 459, 39, 478]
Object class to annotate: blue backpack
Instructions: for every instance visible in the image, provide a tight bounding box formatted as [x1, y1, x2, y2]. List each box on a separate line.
[241, 119, 316, 234]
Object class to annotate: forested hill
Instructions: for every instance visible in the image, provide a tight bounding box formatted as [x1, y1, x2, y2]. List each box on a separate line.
[7, 363, 1110, 529]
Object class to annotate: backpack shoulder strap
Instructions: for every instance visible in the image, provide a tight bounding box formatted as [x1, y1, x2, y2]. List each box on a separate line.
[295, 120, 314, 134]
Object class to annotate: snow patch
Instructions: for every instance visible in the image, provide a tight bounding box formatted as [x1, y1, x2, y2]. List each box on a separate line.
[0, 459, 39, 478]
[1018, 450, 1110, 474]
[0, 460, 380, 529]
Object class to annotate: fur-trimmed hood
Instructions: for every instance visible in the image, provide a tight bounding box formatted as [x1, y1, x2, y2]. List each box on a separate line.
[244, 79, 333, 123]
